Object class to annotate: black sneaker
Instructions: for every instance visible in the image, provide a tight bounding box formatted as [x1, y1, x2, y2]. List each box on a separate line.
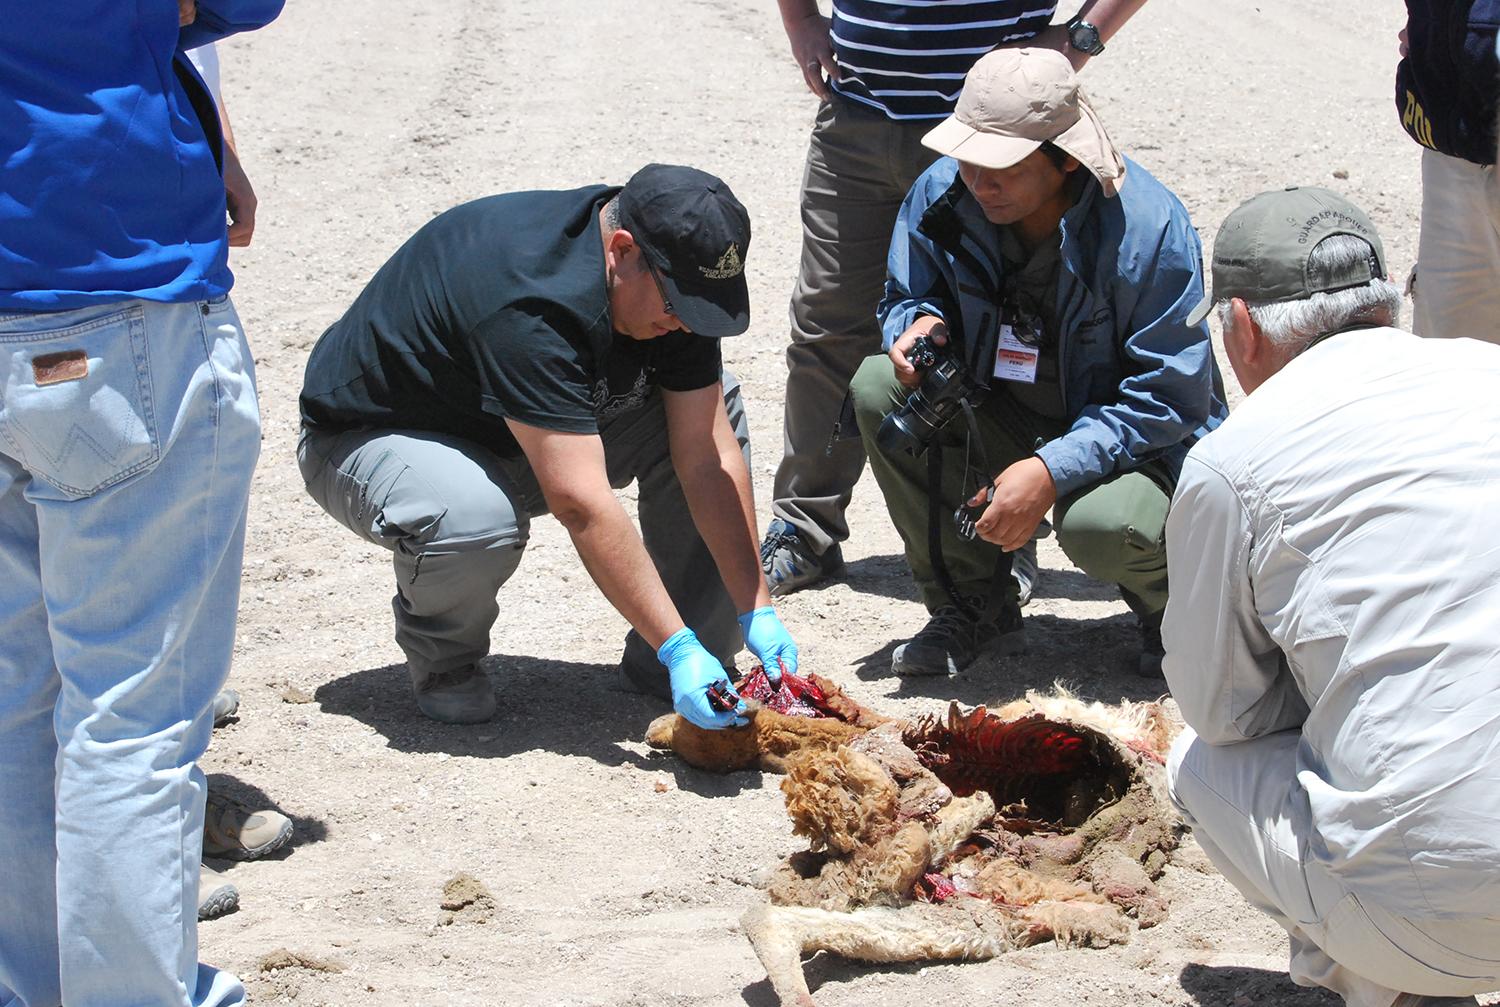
[891, 603, 1026, 677]
[1137, 618, 1165, 678]
[617, 656, 671, 702]
[413, 665, 496, 724]
[617, 655, 735, 703]
[761, 518, 844, 597]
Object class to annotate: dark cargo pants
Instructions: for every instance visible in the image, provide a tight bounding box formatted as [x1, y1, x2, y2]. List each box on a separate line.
[298, 376, 749, 691]
[849, 355, 1170, 618]
[771, 95, 941, 553]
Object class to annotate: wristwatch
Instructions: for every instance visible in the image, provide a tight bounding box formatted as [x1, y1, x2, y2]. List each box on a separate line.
[1065, 16, 1105, 57]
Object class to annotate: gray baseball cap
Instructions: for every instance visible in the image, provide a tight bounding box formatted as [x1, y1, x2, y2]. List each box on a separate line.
[1186, 186, 1387, 326]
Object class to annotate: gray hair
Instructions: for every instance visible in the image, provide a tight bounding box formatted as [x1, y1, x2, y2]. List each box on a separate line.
[1214, 234, 1403, 354]
[601, 195, 622, 233]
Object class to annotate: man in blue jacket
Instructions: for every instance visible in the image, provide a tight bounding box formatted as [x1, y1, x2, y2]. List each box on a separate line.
[850, 48, 1225, 678]
[0, 2, 282, 1005]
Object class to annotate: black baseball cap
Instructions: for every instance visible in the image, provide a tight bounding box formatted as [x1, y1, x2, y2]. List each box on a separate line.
[618, 164, 751, 337]
[1187, 186, 1387, 326]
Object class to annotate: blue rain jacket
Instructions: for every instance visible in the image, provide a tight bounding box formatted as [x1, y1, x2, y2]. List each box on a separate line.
[879, 156, 1227, 498]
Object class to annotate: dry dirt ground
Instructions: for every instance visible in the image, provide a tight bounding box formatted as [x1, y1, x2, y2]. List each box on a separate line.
[198, 2, 1485, 1005]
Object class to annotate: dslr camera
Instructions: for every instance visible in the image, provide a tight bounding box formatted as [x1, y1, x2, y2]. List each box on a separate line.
[875, 335, 984, 457]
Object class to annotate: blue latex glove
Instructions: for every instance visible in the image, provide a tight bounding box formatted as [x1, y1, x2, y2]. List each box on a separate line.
[737, 606, 798, 684]
[658, 627, 746, 730]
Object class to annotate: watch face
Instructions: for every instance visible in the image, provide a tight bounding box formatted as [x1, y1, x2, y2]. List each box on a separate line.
[1069, 21, 1102, 54]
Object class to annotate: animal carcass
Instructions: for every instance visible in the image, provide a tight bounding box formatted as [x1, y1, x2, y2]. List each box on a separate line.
[646, 675, 1183, 1007]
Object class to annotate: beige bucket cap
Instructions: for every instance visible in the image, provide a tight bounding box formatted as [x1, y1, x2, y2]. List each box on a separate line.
[922, 48, 1126, 197]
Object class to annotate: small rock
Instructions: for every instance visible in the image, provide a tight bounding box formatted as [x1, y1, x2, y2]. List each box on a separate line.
[653, 781, 670, 793]
[278, 684, 314, 704]
[1332, 168, 1349, 179]
[440, 872, 495, 924]
[257, 949, 344, 974]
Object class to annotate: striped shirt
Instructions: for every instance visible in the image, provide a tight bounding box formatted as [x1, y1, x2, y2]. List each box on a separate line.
[829, 0, 1057, 120]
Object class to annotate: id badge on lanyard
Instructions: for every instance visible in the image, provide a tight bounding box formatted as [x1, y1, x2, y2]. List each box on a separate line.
[993, 323, 1039, 384]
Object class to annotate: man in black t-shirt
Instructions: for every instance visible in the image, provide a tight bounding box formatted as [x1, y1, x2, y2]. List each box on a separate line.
[298, 164, 798, 729]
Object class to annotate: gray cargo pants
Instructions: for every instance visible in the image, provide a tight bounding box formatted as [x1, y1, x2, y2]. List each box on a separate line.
[297, 376, 749, 692]
[771, 95, 941, 553]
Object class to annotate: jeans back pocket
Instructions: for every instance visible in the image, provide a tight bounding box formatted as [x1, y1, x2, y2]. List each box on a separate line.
[0, 304, 160, 498]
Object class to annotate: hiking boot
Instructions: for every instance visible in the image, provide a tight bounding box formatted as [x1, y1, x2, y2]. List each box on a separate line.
[618, 654, 735, 704]
[1137, 617, 1165, 678]
[203, 790, 294, 861]
[761, 518, 844, 597]
[618, 655, 671, 701]
[892, 603, 1026, 677]
[197, 864, 239, 921]
[413, 664, 496, 724]
[1012, 539, 1040, 608]
[211, 688, 239, 728]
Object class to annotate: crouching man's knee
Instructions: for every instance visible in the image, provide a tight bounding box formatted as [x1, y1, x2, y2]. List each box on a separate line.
[1056, 473, 1169, 591]
[392, 489, 531, 599]
[1057, 520, 1161, 583]
[849, 354, 910, 453]
[1165, 726, 1202, 826]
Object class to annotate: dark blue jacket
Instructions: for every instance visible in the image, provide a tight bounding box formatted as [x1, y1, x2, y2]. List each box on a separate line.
[1396, 0, 1500, 165]
[880, 157, 1227, 498]
[0, 1, 284, 311]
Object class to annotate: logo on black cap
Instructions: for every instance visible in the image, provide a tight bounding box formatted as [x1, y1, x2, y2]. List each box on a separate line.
[701, 243, 743, 281]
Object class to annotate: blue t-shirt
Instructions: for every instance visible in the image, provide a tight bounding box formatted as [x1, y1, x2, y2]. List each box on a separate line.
[0, 1, 283, 311]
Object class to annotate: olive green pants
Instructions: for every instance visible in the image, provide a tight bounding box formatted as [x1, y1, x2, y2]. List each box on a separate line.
[849, 354, 1171, 618]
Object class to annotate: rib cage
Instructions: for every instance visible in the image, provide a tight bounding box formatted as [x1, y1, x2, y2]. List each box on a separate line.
[903, 703, 1126, 823]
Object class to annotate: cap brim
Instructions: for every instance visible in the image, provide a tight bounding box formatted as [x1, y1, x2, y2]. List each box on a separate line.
[662, 270, 750, 338]
[1185, 292, 1213, 328]
[921, 115, 1041, 170]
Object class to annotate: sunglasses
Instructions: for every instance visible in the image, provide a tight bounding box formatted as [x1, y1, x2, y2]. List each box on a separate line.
[641, 252, 677, 317]
[999, 280, 1049, 349]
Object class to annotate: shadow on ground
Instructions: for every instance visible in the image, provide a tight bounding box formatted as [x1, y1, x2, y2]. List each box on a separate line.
[1179, 963, 1340, 1006]
[206, 772, 331, 854]
[1032, 565, 1122, 603]
[837, 551, 1124, 605]
[839, 553, 922, 602]
[852, 610, 1168, 707]
[741, 955, 929, 1006]
[311, 654, 768, 796]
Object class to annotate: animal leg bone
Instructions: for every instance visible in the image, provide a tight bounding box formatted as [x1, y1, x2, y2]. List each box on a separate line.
[742, 902, 1020, 1007]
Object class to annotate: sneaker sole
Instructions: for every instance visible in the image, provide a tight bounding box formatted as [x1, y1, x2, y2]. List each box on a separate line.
[198, 886, 239, 920]
[891, 627, 1027, 677]
[211, 689, 240, 728]
[206, 817, 295, 862]
[766, 549, 845, 598]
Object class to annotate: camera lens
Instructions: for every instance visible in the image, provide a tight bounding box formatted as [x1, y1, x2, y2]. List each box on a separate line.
[876, 406, 928, 455]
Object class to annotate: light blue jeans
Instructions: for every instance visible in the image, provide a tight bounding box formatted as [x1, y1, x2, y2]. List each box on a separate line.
[0, 298, 259, 1007]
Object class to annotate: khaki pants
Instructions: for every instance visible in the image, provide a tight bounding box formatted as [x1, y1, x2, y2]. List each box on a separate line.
[849, 353, 1170, 616]
[1169, 727, 1500, 1007]
[1414, 148, 1500, 345]
[771, 95, 941, 553]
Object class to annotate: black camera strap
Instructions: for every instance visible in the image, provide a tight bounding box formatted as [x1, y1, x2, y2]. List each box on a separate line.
[925, 406, 1013, 625]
